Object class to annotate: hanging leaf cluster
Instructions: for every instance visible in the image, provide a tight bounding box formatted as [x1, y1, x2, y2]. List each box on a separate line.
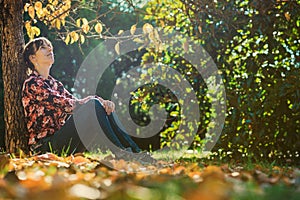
[23, 0, 104, 44]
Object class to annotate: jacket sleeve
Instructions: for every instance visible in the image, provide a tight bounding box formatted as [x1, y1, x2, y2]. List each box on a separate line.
[23, 78, 77, 114]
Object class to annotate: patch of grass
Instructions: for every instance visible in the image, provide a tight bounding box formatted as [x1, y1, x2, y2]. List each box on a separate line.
[83, 148, 113, 160]
[232, 182, 300, 200]
[152, 149, 214, 163]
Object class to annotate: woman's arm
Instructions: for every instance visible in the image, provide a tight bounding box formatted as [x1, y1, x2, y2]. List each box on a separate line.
[23, 78, 77, 113]
[64, 88, 115, 115]
[78, 95, 115, 115]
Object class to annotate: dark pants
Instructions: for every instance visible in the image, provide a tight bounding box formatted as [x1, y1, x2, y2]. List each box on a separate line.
[33, 99, 141, 155]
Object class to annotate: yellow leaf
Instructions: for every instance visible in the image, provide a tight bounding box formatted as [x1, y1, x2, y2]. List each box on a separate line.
[73, 32, 79, 42]
[142, 23, 153, 34]
[65, 34, 70, 45]
[148, 31, 155, 41]
[76, 18, 81, 27]
[56, 19, 61, 30]
[82, 18, 88, 25]
[82, 24, 90, 34]
[70, 31, 79, 44]
[61, 19, 66, 26]
[34, 2, 43, 11]
[284, 12, 291, 21]
[43, 8, 49, 16]
[31, 26, 40, 37]
[130, 24, 137, 35]
[115, 42, 120, 55]
[25, 21, 31, 31]
[64, 0, 71, 7]
[94, 22, 103, 34]
[198, 25, 202, 34]
[159, 20, 165, 27]
[28, 6, 35, 19]
[25, 22, 34, 39]
[52, 0, 59, 6]
[48, 4, 55, 11]
[28, 32, 34, 40]
[36, 9, 44, 18]
[24, 3, 30, 12]
[118, 30, 124, 35]
[80, 34, 85, 44]
[133, 37, 144, 43]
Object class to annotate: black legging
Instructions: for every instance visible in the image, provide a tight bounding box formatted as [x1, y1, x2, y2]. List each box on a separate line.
[33, 99, 141, 155]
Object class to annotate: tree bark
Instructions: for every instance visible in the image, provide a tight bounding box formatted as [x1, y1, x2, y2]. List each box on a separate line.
[0, 0, 28, 153]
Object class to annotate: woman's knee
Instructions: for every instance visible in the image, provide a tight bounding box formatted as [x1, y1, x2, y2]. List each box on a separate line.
[82, 98, 107, 117]
[78, 98, 103, 111]
[91, 99, 105, 111]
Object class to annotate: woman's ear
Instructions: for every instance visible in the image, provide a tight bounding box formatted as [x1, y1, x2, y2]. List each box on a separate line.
[29, 55, 35, 63]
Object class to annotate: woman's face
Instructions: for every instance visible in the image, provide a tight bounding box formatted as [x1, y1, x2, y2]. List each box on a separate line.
[30, 42, 54, 68]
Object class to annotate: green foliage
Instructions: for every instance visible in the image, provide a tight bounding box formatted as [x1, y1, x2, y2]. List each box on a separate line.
[141, 0, 300, 163]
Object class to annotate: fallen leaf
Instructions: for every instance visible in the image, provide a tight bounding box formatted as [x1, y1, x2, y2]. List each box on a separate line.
[34, 153, 61, 161]
[202, 165, 225, 181]
[72, 156, 90, 165]
[173, 165, 186, 175]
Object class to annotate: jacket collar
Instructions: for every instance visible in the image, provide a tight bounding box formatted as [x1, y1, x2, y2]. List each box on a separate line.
[31, 70, 52, 80]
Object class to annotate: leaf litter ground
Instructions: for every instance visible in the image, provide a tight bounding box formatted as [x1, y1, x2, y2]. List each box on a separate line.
[0, 152, 299, 200]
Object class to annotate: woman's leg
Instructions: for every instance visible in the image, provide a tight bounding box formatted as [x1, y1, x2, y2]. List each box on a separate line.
[107, 113, 141, 153]
[33, 99, 124, 155]
[92, 100, 158, 164]
[33, 99, 142, 155]
[93, 99, 141, 152]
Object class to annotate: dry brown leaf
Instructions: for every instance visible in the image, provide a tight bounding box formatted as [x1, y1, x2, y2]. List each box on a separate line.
[284, 12, 291, 21]
[173, 165, 186, 175]
[184, 178, 231, 200]
[34, 153, 62, 161]
[202, 165, 225, 181]
[72, 156, 90, 165]
[158, 167, 172, 174]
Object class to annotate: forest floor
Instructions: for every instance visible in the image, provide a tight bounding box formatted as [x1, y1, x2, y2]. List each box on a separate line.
[0, 151, 299, 200]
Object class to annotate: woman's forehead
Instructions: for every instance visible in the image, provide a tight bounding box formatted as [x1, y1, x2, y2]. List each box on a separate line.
[37, 39, 52, 48]
[40, 39, 51, 46]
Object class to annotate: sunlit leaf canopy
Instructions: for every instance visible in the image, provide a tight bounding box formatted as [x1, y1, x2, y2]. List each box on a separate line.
[142, 0, 300, 162]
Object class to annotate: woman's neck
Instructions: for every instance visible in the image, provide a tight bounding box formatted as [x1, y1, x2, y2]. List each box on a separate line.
[35, 65, 50, 79]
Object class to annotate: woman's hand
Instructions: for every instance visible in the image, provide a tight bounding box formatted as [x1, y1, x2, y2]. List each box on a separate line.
[101, 99, 115, 115]
[77, 95, 115, 115]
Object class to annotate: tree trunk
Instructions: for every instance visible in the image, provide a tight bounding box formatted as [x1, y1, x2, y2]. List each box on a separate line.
[0, 0, 28, 153]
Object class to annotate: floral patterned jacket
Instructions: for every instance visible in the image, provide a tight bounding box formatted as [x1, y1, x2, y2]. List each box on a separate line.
[22, 70, 77, 145]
